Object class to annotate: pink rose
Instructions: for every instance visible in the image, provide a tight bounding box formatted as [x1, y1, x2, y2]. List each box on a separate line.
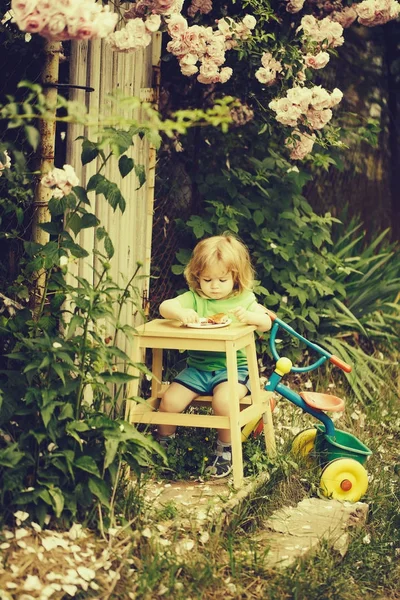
[72, 23, 98, 40]
[183, 26, 207, 56]
[199, 59, 219, 79]
[21, 11, 47, 33]
[331, 6, 358, 28]
[304, 51, 330, 70]
[305, 108, 333, 130]
[42, 13, 67, 38]
[285, 130, 316, 160]
[242, 15, 256, 29]
[255, 68, 276, 85]
[11, 0, 36, 18]
[180, 63, 198, 76]
[286, 0, 306, 13]
[219, 66, 233, 83]
[145, 14, 161, 33]
[167, 13, 188, 38]
[167, 38, 188, 57]
[0, 150, 11, 176]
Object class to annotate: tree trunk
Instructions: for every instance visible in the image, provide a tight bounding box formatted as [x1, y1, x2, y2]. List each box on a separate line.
[31, 40, 61, 308]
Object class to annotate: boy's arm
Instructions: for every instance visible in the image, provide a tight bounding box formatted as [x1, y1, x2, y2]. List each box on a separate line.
[232, 303, 272, 333]
[159, 298, 200, 325]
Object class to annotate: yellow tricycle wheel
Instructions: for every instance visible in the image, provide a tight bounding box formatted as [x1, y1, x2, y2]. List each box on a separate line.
[320, 458, 368, 502]
[291, 428, 317, 458]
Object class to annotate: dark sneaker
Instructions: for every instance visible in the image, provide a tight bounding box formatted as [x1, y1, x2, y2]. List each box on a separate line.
[157, 433, 176, 449]
[205, 446, 232, 478]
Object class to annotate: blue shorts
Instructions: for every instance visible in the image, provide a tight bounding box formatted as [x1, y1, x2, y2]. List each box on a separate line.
[174, 366, 250, 395]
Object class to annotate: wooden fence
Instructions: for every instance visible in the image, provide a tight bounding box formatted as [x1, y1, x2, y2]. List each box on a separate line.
[65, 34, 161, 355]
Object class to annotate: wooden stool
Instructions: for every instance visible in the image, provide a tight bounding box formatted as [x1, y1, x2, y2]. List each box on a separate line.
[125, 319, 276, 488]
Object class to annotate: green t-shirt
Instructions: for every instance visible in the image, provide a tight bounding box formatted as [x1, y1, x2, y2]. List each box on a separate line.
[177, 289, 258, 371]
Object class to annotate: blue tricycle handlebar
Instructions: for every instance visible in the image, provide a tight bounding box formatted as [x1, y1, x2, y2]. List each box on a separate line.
[266, 310, 352, 374]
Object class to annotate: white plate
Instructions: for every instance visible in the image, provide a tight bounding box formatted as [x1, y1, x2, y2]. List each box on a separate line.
[186, 318, 232, 329]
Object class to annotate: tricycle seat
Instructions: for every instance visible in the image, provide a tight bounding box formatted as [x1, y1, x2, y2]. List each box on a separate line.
[299, 391, 345, 412]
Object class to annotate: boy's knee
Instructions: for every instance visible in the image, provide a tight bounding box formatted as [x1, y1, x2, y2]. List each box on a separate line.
[159, 391, 175, 412]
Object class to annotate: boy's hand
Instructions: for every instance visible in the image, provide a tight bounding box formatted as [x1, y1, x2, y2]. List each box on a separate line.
[232, 306, 251, 324]
[180, 309, 200, 325]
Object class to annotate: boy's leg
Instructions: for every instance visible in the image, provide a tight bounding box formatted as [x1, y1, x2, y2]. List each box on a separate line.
[158, 382, 199, 437]
[212, 381, 248, 443]
[206, 381, 248, 477]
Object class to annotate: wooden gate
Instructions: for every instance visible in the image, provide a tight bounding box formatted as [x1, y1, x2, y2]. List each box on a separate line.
[65, 34, 161, 354]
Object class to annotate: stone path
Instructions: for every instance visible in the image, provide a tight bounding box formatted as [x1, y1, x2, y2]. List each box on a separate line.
[251, 496, 368, 568]
[143, 476, 368, 568]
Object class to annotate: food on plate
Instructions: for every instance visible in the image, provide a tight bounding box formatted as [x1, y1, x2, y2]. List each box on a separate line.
[200, 313, 229, 325]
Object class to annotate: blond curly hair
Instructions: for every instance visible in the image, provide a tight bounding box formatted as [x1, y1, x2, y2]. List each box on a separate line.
[184, 234, 255, 297]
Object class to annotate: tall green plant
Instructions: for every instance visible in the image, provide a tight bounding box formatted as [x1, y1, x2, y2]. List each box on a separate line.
[0, 102, 165, 527]
[0, 83, 238, 526]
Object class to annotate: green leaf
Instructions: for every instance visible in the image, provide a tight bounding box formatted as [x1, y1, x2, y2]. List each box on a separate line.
[48, 487, 65, 518]
[59, 403, 74, 420]
[75, 456, 101, 477]
[65, 242, 89, 258]
[100, 372, 136, 383]
[119, 155, 134, 178]
[104, 438, 119, 469]
[25, 125, 40, 150]
[81, 213, 100, 229]
[106, 185, 126, 213]
[88, 476, 111, 508]
[24, 241, 42, 256]
[81, 139, 99, 165]
[171, 265, 185, 275]
[48, 194, 76, 216]
[66, 314, 84, 339]
[253, 210, 264, 226]
[87, 173, 110, 194]
[96, 226, 107, 241]
[104, 235, 114, 259]
[135, 164, 146, 189]
[67, 213, 82, 236]
[39, 221, 62, 235]
[73, 185, 91, 205]
[51, 362, 66, 384]
[0, 444, 25, 467]
[41, 401, 64, 428]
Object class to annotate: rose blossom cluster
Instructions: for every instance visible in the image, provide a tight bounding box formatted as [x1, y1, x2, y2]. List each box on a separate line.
[41, 164, 79, 199]
[285, 130, 316, 160]
[269, 85, 343, 128]
[299, 15, 344, 48]
[285, 0, 306, 13]
[124, 0, 183, 18]
[304, 50, 330, 70]
[330, 6, 358, 28]
[107, 14, 161, 52]
[216, 15, 257, 50]
[11, 0, 118, 41]
[355, 0, 400, 26]
[255, 52, 283, 86]
[269, 85, 343, 159]
[187, 0, 213, 18]
[166, 13, 256, 84]
[0, 150, 11, 177]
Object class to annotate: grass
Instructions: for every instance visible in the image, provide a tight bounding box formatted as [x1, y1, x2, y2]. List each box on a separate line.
[0, 366, 399, 599]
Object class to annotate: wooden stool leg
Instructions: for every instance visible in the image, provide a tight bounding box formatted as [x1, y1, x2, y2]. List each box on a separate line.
[226, 342, 243, 489]
[151, 348, 163, 400]
[246, 338, 276, 457]
[262, 403, 276, 457]
[125, 336, 142, 422]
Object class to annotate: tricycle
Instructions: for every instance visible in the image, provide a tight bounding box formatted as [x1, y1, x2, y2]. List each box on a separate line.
[242, 311, 372, 502]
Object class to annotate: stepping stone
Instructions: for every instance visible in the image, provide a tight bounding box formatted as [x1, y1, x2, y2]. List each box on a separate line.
[251, 497, 368, 568]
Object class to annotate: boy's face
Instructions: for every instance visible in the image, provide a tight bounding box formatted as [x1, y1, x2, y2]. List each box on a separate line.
[199, 263, 234, 300]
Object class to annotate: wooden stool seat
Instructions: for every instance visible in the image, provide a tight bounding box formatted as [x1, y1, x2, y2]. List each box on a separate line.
[126, 319, 276, 488]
